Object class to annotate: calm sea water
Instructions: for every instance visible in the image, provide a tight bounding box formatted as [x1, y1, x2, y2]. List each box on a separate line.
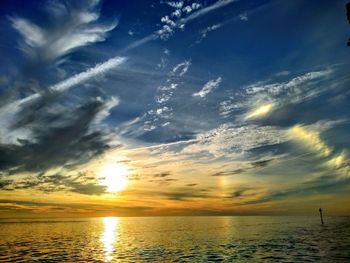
[0, 216, 349, 262]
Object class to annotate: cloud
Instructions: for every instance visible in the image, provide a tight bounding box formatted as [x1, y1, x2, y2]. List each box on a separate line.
[164, 190, 209, 201]
[172, 60, 191, 76]
[244, 69, 332, 95]
[158, 0, 237, 40]
[0, 199, 153, 215]
[91, 96, 120, 127]
[152, 172, 171, 178]
[182, 124, 289, 159]
[211, 159, 274, 176]
[180, 0, 238, 24]
[199, 24, 222, 40]
[238, 13, 248, 21]
[246, 175, 350, 205]
[49, 57, 126, 93]
[220, 68, 333, 118]
[0, 98, 121, 174]
[166, 1, 184, 9]
[229, 187, 259, 199]
[182, 3, 202, 14]
[288, 124, 332, 157]
[11, 0, 118, 61]
[0, 57, 126, 145]
[1, 172, 108, 195]
[140, 60, 191, 132]
[246, 103, 274, 119]
[192, 77, 222, 98]
[288, 121, 349, 175]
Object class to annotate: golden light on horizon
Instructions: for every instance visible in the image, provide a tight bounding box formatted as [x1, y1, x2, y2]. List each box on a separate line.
[100, 163, 129, 193]
[246, 103, 274, 119]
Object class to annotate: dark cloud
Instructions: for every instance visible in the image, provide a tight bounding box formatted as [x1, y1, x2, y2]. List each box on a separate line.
[68, 182, 107, 195]
[165, 191, 208, 201]
[0, 179, 13, 190]
[148, 177, 177, 186]
[226, 187, 262, 200]
[229, 188, 252, 198]
[0, 98, 118, 175]
[0, 0, 122, 183]
[151, 172, 171, 178]
[250, 159, 273, 168]
[0, 199, 154, 214]
[1, 172, 108, 195]
[211, 169, 245, 176]
[211, 159, 274, 176]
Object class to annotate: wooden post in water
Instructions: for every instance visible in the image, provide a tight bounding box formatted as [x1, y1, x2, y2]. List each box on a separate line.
[319, 208, 324, 225]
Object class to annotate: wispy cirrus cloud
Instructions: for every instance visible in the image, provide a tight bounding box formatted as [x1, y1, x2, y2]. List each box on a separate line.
[11, 0, 118, 62]
[220, 68, 333, 118]
[193, 77, 222, 98]
[181, 123, 289, 159]
[158, 0, 237, 40]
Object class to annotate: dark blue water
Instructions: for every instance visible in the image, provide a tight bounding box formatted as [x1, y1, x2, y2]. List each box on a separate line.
[0, 216, 349, 262]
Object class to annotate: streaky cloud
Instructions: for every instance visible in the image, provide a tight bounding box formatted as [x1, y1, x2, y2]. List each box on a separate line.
[49, 57, 126, 93]
[11, 0, 118, 61]
[193, 77, 222, 98]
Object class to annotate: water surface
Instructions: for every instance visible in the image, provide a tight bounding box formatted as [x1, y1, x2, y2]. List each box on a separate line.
[0, 216, 349, 262]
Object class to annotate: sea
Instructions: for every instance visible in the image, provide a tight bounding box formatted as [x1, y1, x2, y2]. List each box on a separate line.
[0, 216, 349, 262]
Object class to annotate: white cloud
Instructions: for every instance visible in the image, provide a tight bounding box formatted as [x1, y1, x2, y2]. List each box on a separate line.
[92, 96, 120, 127]
[182, 124, 289, 158]
[161, 16, 176, 27]
[50, 57, 126, 93]
[156, 106, 171, 117]
[201, 24, 222, 38]
[11, 0, 117, 61]
[171, 9, 182, 18]
[181, 0, 238, 24]
[244, 69, 332, 95]
[219, 68, 333, 117]
[141, 60, 191, 132]
[193, 77, 222, 98]
[275, 70, 290, 77]
[159, 0, 237, 40]
[182, 5, 193, 14]
[166, 1, 184, 9]
[239, 13, 248, 21]
[191, 3, 202, 10]
[172, 60, 191, 76]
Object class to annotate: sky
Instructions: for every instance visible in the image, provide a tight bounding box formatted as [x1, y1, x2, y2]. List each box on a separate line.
[0, 0, 349, 218]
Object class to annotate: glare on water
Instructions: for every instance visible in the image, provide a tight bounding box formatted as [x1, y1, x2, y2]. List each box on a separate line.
[100, 217, 119, 261]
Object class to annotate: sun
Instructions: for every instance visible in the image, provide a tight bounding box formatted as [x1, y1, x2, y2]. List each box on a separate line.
[100, 163, 129, 193]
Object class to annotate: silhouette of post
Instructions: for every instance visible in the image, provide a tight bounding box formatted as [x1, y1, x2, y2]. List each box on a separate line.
[347, 2, 350, 46]
[319, 208, 324, 225]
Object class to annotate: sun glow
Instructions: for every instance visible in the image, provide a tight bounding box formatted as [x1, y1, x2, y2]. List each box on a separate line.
[246, 103, 274, 119]
[100, 163, 129, 193]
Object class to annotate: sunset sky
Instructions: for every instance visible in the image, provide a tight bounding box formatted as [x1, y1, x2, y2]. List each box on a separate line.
[0, 0, 349, 218]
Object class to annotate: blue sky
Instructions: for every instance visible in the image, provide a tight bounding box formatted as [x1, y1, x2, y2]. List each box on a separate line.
[0, 0, 349, 217]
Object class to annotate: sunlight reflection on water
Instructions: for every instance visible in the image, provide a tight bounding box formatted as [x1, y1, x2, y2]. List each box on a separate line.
[100, 217, 119, 261]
